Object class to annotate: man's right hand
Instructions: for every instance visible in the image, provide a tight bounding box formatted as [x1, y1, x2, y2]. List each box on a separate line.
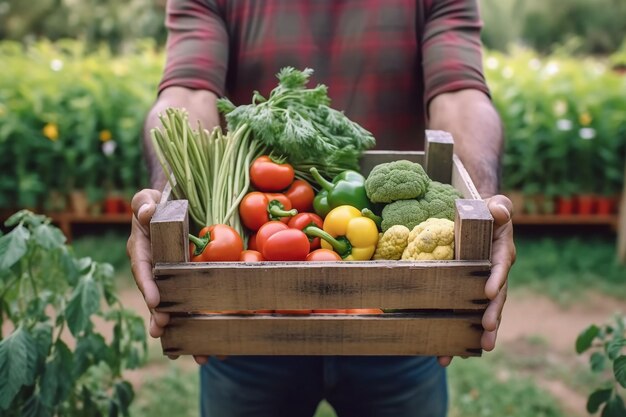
[127, 189, 170, 338]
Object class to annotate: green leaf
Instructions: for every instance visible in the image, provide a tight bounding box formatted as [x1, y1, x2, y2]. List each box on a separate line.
[114, 381, 134, 417]
[33, 224, 66, 250]
[31, 322, 53, 363]
[0, 224, 30, 271]
[601, 395, 626, 417]
[73, 333, 109, 379]
[588, 388, 613, 413]
[576, 324, 600, 353]
[0, 327, 39, 410]
[76, 257, 93, 274]
[4, 210, 45, 228]
[606, 337, 626, 360]
[40, 341, 73, 408]
[21, 394, 51, 417]
[591, 351, 607, 372]
[614, 355, 626, 388]
[65, 272, 101, 337]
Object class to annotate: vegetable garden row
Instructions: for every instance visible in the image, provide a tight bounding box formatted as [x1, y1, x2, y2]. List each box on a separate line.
[1, 41, 625, 220]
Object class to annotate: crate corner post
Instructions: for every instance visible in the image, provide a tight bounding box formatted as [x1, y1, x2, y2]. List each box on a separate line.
[424, 130, 454, 184]
[454, 199, 493, 261]
[150, 199, 190, 264]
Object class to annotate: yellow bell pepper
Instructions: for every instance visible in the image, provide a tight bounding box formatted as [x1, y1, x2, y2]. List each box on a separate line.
[304, 205, 379, 260]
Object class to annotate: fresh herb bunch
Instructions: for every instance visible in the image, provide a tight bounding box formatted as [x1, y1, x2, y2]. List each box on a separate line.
[217, 67, 376, 183]
[0, 210, 146, 417]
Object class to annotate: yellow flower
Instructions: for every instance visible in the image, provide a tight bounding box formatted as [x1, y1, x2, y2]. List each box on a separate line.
[43, 123, 59, 141]
[99, 130, 112, 142]
[579, 112, 592, 126]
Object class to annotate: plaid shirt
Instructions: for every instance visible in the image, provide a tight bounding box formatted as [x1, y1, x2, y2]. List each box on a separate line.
[159, 0, 489, 150]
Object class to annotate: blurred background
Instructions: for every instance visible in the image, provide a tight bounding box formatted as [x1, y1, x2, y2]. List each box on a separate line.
[0, 0, 625, 416]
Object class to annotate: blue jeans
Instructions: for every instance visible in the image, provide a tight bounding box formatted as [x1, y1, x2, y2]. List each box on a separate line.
[200, 356, 447, 417]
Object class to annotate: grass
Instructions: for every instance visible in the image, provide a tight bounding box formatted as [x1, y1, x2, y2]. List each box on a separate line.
[509, 230, 626, 303]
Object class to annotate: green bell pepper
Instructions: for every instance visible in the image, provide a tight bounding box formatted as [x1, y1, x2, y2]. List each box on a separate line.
[310, 167, 372, 216]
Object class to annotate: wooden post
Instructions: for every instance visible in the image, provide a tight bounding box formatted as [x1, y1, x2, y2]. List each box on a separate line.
[455, 199, 493, 261]
[425, 130, 454, 184]
[150, 200, 189, 263]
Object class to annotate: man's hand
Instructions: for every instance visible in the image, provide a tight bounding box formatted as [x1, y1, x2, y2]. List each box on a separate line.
[127, 188, 210, 365]
[438, 194, 515, 367]
[127, 189, 169, 338]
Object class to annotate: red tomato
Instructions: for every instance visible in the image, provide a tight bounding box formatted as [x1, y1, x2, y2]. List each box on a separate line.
[306, 249, 342, 261]
[189, 224, 243, 262]
[262, 228, 310, 261]
[239, 250, 264, 262]
[284, 180, 315, 213]
[250, 155, 295, 192]
[255, 221, 289, 255]
[313, 309, 347, 314]
[239, 192, 296, 231]
[275, 309, 313, 315]
[288, 213, 324, 250]
[344, 309, 384, 315]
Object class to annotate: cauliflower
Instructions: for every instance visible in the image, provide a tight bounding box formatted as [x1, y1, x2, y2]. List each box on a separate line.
[364, 160, 430, 203]
[372, 225, 410, 260]
[401, 218, 455, 261]
[380, 181, 462, 232]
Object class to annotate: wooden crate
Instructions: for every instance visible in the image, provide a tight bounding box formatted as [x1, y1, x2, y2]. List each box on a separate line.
[150, 130, 493, 357]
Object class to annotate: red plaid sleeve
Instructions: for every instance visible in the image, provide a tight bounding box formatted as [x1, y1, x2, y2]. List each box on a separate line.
[158, 0, 228, 96]
[422, 0, 490, 107]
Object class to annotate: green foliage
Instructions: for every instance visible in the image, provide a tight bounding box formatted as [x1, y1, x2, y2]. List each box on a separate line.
[479, 0, 626, 55]
[485, 48, 626, 197]
[0, 210, 147, 416]
[130, 366, 199, 417]
[576, 315, 626, 417]
[218, 67, 376, 183]
[0, 0, 166, 53]
[509, 233, 626, 302]
[0, 39, 161, 209]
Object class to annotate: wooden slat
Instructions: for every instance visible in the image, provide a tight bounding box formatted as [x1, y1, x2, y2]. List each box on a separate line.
[359, 151, 425, 176]
[425, 130, 454, 184]
[451, 155, 481, 199]
[161, 313, 483, 356]
[154, 261, 490, 312]
[455, 200, 493, 261]
[150, 199, 189, 263]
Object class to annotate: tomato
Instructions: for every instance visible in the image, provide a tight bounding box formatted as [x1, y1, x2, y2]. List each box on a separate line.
[239, 192, 296, 231]
[306, 249, 342, 261]
[255, 221, 289, 254]
[240, 250, 264, 262]
[344, 309, 384, 315]
[189, 224, 243, 262]
[284, 180, 315, 213]
[262, 228, 310, 261]
[250, 155, 295, 192]
[288, 212, 324, 250]
[313, 309, 346, 314]
[275, 309, 313, 315]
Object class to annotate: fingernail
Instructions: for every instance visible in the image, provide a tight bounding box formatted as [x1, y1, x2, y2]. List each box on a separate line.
[137, 203, 149, 218]
[496, 203, 510, 218]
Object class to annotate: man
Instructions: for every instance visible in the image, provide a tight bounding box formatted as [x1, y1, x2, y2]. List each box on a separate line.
[127, 1, 516, 416]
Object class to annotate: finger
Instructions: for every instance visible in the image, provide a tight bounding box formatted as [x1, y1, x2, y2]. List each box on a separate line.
[481, 327, 498, 352]
[129, 246, 160, 308]
[437, 356, 454, 367]
[131, 189, 162, 217]
[194, 356, 209, 365]
[149, 314, 165, 338]
[152, 310, 170, 328]
[167, 355, 180, 360]
[486, 195, 514, 226]
[483, 283, 507, 331]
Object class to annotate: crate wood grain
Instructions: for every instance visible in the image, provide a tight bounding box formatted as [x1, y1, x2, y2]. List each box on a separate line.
[151, 130, 493, 356]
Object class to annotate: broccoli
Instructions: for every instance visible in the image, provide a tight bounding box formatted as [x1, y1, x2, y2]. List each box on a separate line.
[380, 181, 462, 232]
[364, 160, 430, 203]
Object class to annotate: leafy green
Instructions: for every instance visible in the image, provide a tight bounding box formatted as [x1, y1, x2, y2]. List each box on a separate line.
[576, 324, 600, 353]
[615, 356, 626, 388]
[217, 67, 376, 181]
[0, 210, 146, 416]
